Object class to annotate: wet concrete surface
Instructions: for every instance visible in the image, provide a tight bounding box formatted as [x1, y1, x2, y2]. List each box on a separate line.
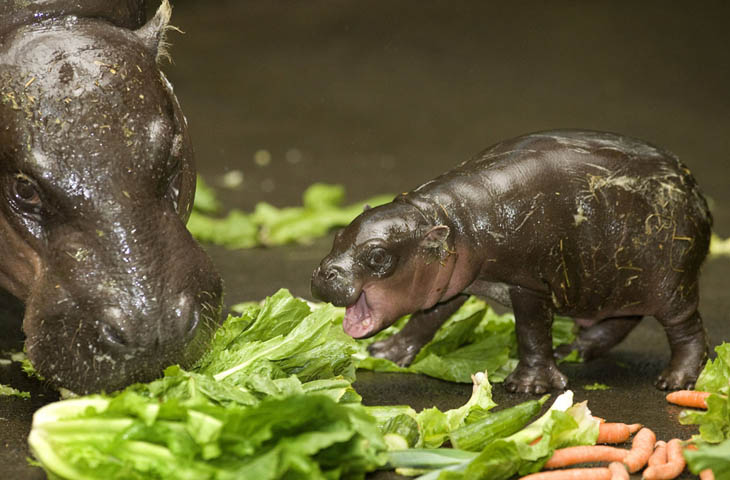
[2, 1, 730, 478]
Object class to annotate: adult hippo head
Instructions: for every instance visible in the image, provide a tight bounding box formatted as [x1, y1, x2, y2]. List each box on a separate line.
[0, 1, 223, 394]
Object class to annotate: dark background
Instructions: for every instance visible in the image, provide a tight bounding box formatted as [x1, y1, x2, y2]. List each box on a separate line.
[2, 1, 729, 478]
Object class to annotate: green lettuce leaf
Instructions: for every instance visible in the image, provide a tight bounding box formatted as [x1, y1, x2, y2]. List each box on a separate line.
[684, 438, 730, 478]
[709, 234, 730, 258]
[366, 371, 496, 450]
[358, 297, 577, 384]
[679, 343, 730, 447]
[0, 383, 30, 399]
[30, 387, 387, 480]
[193, 176, 222, 214]
[386, 390, 600, 480]
[188, 182, 392, 248]
[696, 343, 730, 396]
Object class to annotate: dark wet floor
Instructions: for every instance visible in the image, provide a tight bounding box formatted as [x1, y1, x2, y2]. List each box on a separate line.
[2, 1, 730, 478]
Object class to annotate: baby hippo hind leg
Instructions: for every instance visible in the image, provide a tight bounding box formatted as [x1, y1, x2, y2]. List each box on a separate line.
[505, 286, 567, 394]
[555, 316, 642, 362]
[368, 294, 468, 367]
[655, 304, 708, 390]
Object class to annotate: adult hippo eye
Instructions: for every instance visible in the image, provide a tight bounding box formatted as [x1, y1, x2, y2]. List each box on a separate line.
[366, 247, 395, 275]
[11, 174, 43, 215]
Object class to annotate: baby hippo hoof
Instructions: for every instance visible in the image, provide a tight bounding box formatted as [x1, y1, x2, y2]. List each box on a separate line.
[504, 363, 568, 394]
[368, 337, 419, 367]
[655, 367, 698, 391]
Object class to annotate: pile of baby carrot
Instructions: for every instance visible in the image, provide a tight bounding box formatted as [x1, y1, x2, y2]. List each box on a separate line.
[519, 390, 716, 480]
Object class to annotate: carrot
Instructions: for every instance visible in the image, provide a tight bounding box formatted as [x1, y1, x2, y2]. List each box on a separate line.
[608, 461, 629, 480]
[699, 469, 715, 480]
[520, 467, 611, 480]
[665, 390, 711, 409]
[544, 446, 628, 469]
[597, 423, 631, 444]
[647, 440, 667, 467]
[623, 427, 656, 473]
[642, 438, 685, 479]
[627, 423, 642, 434]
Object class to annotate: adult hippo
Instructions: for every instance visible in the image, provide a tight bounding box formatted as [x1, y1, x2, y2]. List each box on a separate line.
[312, 130, 712, 393]
[0, 0, 223, 394]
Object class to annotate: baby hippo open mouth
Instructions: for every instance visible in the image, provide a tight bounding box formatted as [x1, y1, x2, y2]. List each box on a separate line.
[343, 292, 376, 338]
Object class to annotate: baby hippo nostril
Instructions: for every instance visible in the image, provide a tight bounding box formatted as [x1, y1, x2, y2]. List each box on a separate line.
[324, 265, 344, 282]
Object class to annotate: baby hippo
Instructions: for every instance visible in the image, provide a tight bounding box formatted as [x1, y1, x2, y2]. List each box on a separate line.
[312, 130, 712, 393]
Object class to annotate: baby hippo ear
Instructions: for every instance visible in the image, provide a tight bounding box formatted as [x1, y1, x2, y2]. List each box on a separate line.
[421, 225, 450, 249]
[362, 204, 372, 212]
[135, 0, 174, 63]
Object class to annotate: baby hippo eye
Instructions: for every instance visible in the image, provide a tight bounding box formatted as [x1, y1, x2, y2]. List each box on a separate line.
[366, 247, 394, 274]
[11, 174, 42, 213]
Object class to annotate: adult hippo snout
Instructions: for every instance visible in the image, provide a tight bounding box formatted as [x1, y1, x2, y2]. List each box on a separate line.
[23, 213, 222, 394]
[0, 1, 224, 393]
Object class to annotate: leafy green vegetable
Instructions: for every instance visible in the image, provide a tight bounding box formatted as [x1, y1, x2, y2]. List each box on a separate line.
[365, 371, 496, 450]
[29, 290, 387, 480]
[680, 343, 730, 444]
[193, 176, 222, 214]
[357, 297, 577, 384]
[28, 290, 502, 480]
[583, 383, 610, 391]
[187, 210, 259, 249]
[709, 234, 730, 258]
[30, 382, 386, 480]
[188, 182, 392, 248]
[678, 343, 730, 477]
[685, 438, 730, 478]
[696, 343, 730, 396]
[386, 390, 601, 480]
[0, 383, 30, 399]
[449, 395, 547, 451]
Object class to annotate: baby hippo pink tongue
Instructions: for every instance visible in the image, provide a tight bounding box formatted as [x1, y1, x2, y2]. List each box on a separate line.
[343, 292, 376, 338]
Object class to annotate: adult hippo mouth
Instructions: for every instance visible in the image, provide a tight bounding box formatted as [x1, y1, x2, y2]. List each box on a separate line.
[343, 292, 379, 338]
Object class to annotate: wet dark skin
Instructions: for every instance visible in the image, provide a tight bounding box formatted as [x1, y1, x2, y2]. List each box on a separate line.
[312, 130, 712, 393]
[0, 1, 223, 394]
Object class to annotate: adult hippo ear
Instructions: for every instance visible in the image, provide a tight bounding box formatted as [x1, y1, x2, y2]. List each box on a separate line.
[135, 0, 197, 223]
[134, 0, 174, 63]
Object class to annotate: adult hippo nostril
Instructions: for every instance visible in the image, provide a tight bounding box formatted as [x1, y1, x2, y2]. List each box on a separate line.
[101, 321, 128, 347]
[173, 293, 202, 338]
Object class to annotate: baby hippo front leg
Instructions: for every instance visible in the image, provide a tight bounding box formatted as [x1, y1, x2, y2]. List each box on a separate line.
[369, 294, 468, 366]
[505, 286, 568, 394]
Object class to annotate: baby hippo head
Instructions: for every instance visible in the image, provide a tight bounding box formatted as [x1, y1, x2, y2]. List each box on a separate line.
[312, 200, 455, 338]
[0, 3, 223, 393]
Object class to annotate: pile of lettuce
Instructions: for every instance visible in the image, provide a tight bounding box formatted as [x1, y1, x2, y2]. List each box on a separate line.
[29, 290, 599, 480]
[29, 290, 384, 479]
[681, 342, 730, 477]
[357, 296, 578, 384]
[187, 178, 392, 248]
